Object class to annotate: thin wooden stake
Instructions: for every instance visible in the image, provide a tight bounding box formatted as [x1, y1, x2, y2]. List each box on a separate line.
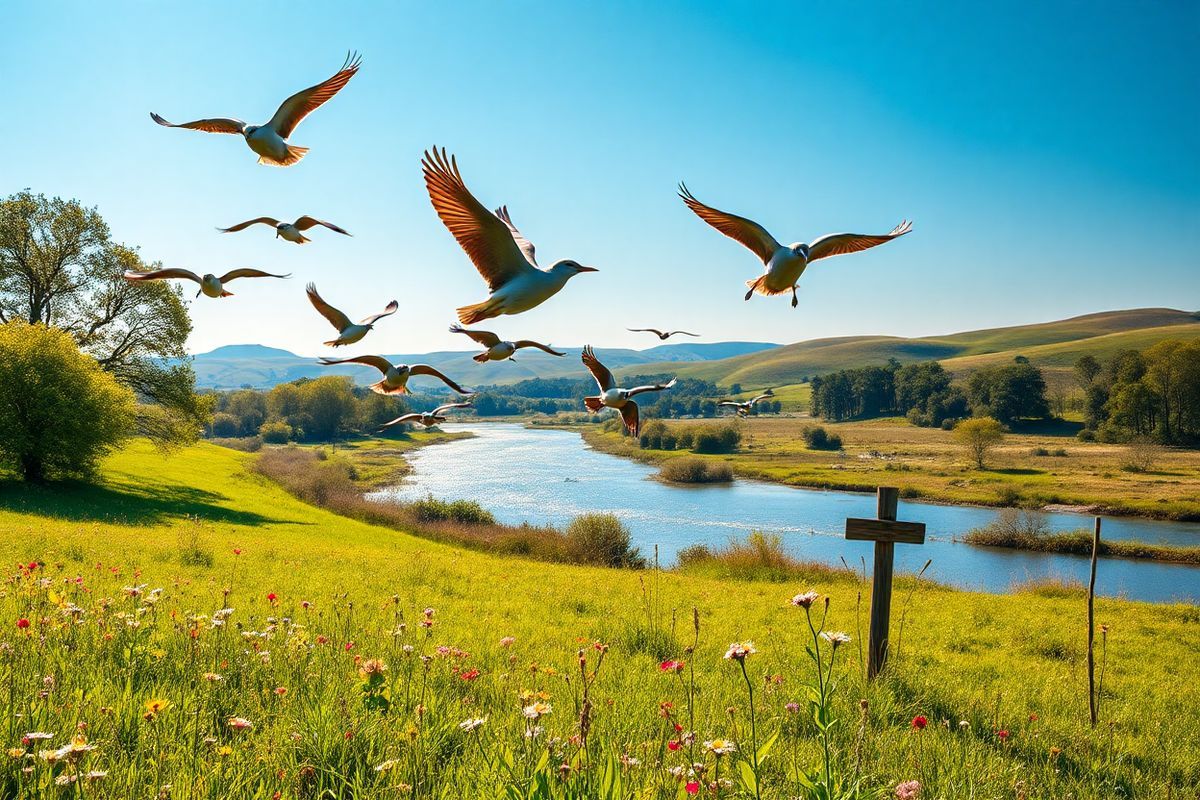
[868, 487, 899, 679]
[1087, 516, 1100, 727]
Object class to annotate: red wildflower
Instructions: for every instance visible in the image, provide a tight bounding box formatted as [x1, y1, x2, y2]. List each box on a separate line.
[685, 782, 700, 795]
[1029, 713, 1038, 722]
[460, 668, 480, 682]
[668, 741, 681, 752]
[233, 548, 242, 556]
[344, 641, 355, 652]
[266, 592, 277, 604]
[996, 729, 1010, 741]
[16, 618, 30, 629]
[659, 660, 686, 674]
[911, 715, 928, 730]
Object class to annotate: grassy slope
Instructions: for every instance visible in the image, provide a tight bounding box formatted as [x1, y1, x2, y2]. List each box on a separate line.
[0, 441, 1197, 797]
[584, 417, 1200, 520]
[630, 308, 1200, 387]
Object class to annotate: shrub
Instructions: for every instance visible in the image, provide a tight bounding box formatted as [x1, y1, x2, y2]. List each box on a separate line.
[0, 321, 136, 482]
[260, 421, 292, 444]
[692, 423, 741, 454]
[1122, 437, 1162, 473]
[1030, 447, 1050, 456]
[658, 458, 734, 484]
[638, 420, 668, 449]
[675, 531, 849, 582]
[411, 496, 496, 525]
[801, 425, 843, 450]
[565, 513, 644, 567]
[210, 413, 240, 438]
[954, 416, 1005, 468]
[676, 543, 715, 566]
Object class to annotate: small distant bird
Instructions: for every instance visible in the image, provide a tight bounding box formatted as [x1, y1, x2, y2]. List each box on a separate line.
[318, 355, 470, 396]
[122, 267, 289, 298]
[151, 52, 362, 167]
[580, 345, 676, 437]
[378, 401, 474, 431]
[628, 328, 699, 341]
[719, 389, 775, 417]
[219, 216, 350, 244]
[678, 184, 912, 308]
[306, 283, 397, 347]
[422, 148, 597, 324]
[449, 324, 565, 362]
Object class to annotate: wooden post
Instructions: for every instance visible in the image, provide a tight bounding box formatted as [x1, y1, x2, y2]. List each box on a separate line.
[1087, 516, 1100, 726]
[845, 487, 926, 680]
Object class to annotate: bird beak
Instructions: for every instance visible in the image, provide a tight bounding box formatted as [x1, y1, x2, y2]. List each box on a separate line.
[575, 265, 598, 273]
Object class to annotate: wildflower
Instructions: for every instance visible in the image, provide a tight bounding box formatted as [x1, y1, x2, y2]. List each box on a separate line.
[358, 658, 387, 679]
[659, 660, 686, 673]
[24, 732, 54, 743]
[820, 631, 851, 649]
[375, 759, 398, 773]
[895, 780, 922, 800]
[16, 618, 30, 629]
[266, 592, 278, 604]
[790, 590, 819, 608]
[996, 729, 1010, 741]
[785, 702, 800, 713]
[202, 672, 223, 683]
[274, 687, 288, 696]
[85, 770, 107, 781]
[144, 698, 171, 715]
[958, 720, 970, 729]
[232, 548, 241, 556]
[216, 745, 233, 757]
[523, 702, 552, 720]
[1029, 713, 1038, 722]
[704, 739, 736, 756]
[524, 725, 544, 739]
[685, 782, 700, 795]
[459, 668, 480, 682]
[911, 715, 928, 730]
[723, 641, 756, 661]
[620, 754, 640, 767]
[301, 600, 312, 610]
[499, 636, 516, 647]
[668, 740, 681, 752]
[458, 717, 487, 732]
[227, 717, 254, 732]
[7, 748, 25, 758]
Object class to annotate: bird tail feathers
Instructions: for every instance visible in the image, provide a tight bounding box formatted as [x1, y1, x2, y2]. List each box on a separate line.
[258, 145, 309, 167]
[371, 379, 408, 396]
[472, 352, 490, 363]
[583, 396, 604, 413]
[457, 298, 500, 325]
[745, 275, 788, 297]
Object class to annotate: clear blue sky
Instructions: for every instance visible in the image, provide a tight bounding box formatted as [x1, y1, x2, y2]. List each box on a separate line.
[3, 1, 1197, 355]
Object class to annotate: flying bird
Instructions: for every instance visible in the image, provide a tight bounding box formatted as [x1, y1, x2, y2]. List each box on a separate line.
[306, 283, 397, 347]
[219, 216, 350, 244]
[449, 324, 565, 362]
[628, 328, 700, 341]
[378, 402, 474, 432]
[719, 389, 775, 417]
[318, 355, 470, 396]
[122, 267, 289, 298]
[151, 52, 362, 167]
[580, 345, 676, 437]
[678, 184, 911, 308]
[422, 148, 597, 324]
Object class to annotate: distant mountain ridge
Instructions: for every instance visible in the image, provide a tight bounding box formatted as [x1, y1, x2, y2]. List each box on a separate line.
[189, 341, 780, 390]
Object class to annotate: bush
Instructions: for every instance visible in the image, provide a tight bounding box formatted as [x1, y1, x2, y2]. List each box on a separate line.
[691, 423, 741, 454]
[0, 322, 136, 482]
[1122, 438, 1163, 473]
[259, 421, 292, 444]
[658, 458, 734, 484]
[954, 416, 1005, 469]
[801, 425, 843, 450]
[411, 496, 496, 525]
[638, 420, 668, 450]
[565, 513, 644, 567]
[675, 531, 848, 582]
[210, 413, 240, 438]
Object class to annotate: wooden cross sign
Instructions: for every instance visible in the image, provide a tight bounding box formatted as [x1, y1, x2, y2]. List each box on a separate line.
[845, 486, 926, 679]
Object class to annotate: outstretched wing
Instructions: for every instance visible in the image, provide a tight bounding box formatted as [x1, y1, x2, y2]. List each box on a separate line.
[360, 300, 398, 326]
[448, 323, 501, 347]
[493, 205, 537, 266]
[294, 216, 351, 235]
[628, 328, 666, 337]
[378, 413, 422, 431]
[717, 401, 741, 408]
[678, 183, 781, 265]
[626, 377, 677, 398]
[619, 402, 640, 437]
[432, 401, 474, 416]
[409, 364, 470, 394]
[668, 331, 699, 338]
[150, 112, 245, 134]
[750, 392, 774, 404]
[317, 355, 392, 375]
[267, 52, 362, 139]
[218, 268, 290, 282]
[808, 220, 912, 262]
[123, 268, 202, 284]
[581, 345, 616, 391]
[219, 217, 280, 233]
[422, 147, 538, 291]
[306, 283, 352, 331]
[513, 340, 565, 356]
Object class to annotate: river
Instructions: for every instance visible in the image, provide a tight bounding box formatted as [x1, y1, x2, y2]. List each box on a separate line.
[370, 423, 1200, 603]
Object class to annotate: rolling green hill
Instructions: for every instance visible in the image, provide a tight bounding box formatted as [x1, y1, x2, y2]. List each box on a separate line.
[632, 308, 1200, 388]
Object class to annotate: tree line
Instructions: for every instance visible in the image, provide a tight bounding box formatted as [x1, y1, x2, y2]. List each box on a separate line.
[1075, 339, 1200, 445]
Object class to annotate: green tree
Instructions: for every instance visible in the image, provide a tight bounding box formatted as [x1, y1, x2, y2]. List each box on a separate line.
[954, 416, 1005, 469]
[297, 376, 358, 441]
[0, 191, 207, 444]
[0, 322, 135, 482]
[966, 361, 1049, 425]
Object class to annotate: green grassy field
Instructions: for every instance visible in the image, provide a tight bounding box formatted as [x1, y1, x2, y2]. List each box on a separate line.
[631, 309, 1200, 387]
[1, 441, 1197, 798]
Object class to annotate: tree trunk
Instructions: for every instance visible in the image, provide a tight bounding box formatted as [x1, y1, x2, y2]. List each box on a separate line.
[20, 454, 44, 483]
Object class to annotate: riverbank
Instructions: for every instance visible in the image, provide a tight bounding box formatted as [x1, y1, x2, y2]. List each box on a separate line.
[580, 416, 1200, 521]
[962, 510, 1200, 564]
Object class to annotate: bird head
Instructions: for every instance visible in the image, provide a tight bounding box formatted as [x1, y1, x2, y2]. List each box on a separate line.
[243, 125, 258, 138]
[790, 243, 811, 260]
[551, 259, 598, 278]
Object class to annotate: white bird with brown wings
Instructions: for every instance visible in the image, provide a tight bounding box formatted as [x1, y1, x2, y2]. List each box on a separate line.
[581, 346, 676, 437]
[122, 267, 289, 298]
[719, 389, 775, 417]
[378, 402, 474, 432]
[679, 184, 912, 308]
[449, 324, 565, 362]
[306, 284, 398, 347]
[422, 148, 597, 324]
[151, 52, 361, 167]
[318, 355, 470, 397]
[219, 216, 350, 244]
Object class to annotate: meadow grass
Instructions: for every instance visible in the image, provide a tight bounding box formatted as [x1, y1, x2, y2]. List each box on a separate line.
[584, 416, 1200, 520]
[0, 441, 1197, 798]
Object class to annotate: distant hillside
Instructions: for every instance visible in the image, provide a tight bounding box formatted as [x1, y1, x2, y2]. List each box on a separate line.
[190, 341, 779, 390]
[631, 308, 1200, 388]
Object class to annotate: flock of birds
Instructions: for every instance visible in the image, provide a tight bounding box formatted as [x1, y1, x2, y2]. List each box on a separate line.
[124, 54, 913, 436]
